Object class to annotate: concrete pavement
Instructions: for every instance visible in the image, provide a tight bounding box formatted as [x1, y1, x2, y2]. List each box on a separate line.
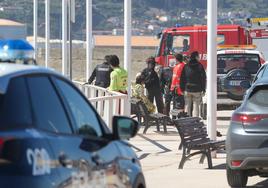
[130, 110, 268, 188]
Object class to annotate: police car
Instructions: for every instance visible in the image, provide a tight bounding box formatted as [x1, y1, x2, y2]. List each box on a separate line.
[0, 64, 145, 188]
[217, 45, 265, 100]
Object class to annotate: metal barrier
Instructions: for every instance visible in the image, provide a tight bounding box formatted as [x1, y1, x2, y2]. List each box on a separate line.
[73, 81, 129, 128]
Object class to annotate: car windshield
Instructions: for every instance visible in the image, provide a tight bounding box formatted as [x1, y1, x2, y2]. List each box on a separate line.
[217, 54, 261, 74]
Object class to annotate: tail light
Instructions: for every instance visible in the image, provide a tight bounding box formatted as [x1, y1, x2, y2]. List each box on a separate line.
[0, 138, 5, 156]
[231, 160, 243, 167]
[232, 114, 268, 124]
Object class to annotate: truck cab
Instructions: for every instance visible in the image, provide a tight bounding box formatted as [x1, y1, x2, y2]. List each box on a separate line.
[155, 25, 252, 69]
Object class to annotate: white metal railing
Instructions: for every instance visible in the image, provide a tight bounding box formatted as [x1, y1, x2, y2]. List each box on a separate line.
[73, 81, 128, 128]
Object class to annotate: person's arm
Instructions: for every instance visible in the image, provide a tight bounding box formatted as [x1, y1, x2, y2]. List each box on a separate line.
[180, 67, 186, 92]
[158, 68, 165, 93]
[200, 65, 207, 92]
[88, 67, 97, 84]
[109, 71, 118, 91]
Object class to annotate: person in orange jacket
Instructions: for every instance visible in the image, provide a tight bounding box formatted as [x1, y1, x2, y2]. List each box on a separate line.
[170, 53, 185, 110]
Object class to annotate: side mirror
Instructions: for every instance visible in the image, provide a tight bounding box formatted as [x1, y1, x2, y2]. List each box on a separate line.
[156, 32, 162, 39]
[112, 116, 139, 140]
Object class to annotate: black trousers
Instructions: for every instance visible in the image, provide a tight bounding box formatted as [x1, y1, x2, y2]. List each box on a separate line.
[147, 88, 164, 113]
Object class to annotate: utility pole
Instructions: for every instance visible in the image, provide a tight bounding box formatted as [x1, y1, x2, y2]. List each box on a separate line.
[207, 0, 218, 142]
[86, 0, 93, 81]
[62, 0, 68, 76]
[124, 0, 131, 116]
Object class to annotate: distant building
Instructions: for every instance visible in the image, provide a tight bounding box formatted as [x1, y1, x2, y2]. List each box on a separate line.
[0, 19, 27, 39]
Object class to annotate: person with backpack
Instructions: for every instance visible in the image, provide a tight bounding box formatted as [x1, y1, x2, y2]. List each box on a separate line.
[180, 51, 206, 117]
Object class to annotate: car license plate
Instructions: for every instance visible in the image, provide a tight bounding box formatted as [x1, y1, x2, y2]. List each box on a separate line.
[229, 81, 241, 86]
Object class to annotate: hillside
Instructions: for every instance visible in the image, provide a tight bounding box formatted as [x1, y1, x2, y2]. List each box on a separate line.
[0, 0, 268, 39]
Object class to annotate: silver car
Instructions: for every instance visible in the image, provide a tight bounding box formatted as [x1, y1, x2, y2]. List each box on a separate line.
[226, 77, 268, 187]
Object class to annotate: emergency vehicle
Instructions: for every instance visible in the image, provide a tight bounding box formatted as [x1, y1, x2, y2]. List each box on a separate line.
[217, 45, 265, 100]
[155, 25, 252, 68]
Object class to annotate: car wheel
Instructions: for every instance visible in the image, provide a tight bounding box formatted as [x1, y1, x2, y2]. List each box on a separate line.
[226, 166, 248, 188]
[222, 68, 251, 101]
[133, 174, 146, 188]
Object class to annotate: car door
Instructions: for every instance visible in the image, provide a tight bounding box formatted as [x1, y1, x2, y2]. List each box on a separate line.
[53, 77, 132, 188]
[0, 76, 60, 188]
[26, 75, 94, 188]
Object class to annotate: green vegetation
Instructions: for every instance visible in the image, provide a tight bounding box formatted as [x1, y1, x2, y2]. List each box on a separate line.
[0, 0, 268, 39]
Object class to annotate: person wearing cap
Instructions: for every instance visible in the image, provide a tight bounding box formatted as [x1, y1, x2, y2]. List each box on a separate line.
[180, 51, 206, 117]
[88, 55, 113, 88]
[170, 53, 185, 111]
[108, 55, 128, 94]
[141, 57, 164, 113]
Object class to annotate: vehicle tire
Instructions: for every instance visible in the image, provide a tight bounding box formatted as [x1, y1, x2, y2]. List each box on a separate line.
[133, 174, 146, 188]
[226, 166, 248, 188]
[226, 92, 244, 101]
[222, 68, 251, 101]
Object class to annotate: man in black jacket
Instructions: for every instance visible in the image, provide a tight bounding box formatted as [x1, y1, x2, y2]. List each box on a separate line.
[88, 55, 113, 88]
[180, 51, 206, 117]
[141, 57, 164, 113]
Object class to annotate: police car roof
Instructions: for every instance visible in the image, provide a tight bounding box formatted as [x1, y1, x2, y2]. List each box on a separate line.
[0, 63, 61, 94]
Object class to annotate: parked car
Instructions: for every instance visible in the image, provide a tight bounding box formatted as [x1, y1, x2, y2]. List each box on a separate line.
[217, 45, 265, 100]
[0, 63, 145, 188]
[0, 39, 37, 65]
[253, 61, 268, 82]
[226, 77, 268, 187]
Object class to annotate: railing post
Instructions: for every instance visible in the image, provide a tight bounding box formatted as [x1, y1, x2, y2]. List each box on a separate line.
[108, 99, 113, 130]
[33, 0, 38, 59]
[45, 0, 50, 68]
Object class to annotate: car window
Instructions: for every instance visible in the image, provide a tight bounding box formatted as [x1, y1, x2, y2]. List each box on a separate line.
[55, 78, 102, 137]
[172, 35, 190, 53]
[261, 65, 268, 78]
[27, 76, 72, 134]
[254, 66, 265, 81]
[248, 85, 268, 107]
[0, 77, 32, 129]
[217, 54, 261, 74]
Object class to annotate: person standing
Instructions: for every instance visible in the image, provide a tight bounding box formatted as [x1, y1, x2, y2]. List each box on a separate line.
[141, 57, 164, 113]
[108, 55, 128, 94]
[88, 55, 113, 88]
[170, 53, 185, 111]
[180, 51, 206, 117]
[159, 65, 173, 115]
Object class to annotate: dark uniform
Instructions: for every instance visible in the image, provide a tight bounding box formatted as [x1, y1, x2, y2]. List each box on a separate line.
[88, 62, 113, 88]
[141, 67, 164, 113]
[159, 66, 173, 115]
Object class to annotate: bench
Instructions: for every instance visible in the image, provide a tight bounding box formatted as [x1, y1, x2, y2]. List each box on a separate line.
[130, 98, 173, 134]
[174, 117, 225, 169]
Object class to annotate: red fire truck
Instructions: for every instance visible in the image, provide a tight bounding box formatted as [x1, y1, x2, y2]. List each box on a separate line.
[155, 24, 252, 68]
